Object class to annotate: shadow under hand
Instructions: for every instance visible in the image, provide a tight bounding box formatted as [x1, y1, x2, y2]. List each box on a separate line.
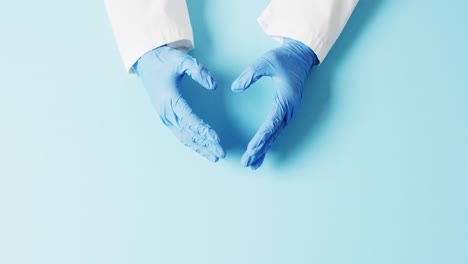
[182, 0, 248, 157]
[271, 0, 386, 167]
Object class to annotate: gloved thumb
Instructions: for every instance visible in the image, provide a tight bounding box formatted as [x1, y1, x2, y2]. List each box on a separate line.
[231, 59, 271, 92]
[179, 57, 218, 90]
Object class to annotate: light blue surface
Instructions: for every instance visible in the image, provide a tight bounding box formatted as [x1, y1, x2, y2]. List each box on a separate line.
[0, 0, 467, 263]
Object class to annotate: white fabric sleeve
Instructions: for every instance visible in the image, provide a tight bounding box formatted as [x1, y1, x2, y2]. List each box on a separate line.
[258, 0, 359, 63]
[104, 0, 194, 72]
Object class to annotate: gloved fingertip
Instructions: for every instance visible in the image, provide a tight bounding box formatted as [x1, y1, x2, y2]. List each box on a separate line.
[231, 73, 250, 92]
[220, 150, 226, 159]
[250, 155, 266, 170]
[207, 76, 218, 90]
[214, 145, 226, 159]
[211, 81, 218, 90]
[205, 154, 219, 163]
[231, 80, 245, 92]
[241, 153, 254, 167]
[193, 65, 218, 90]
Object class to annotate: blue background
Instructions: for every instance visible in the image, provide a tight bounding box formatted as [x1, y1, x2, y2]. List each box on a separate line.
[1, 0, 467, 263]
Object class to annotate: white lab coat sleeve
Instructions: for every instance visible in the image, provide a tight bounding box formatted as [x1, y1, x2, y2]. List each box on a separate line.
[258, 0, 358, 63]
[104, 0, 194, 72]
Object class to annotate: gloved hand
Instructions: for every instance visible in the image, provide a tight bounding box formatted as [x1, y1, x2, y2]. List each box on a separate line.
[232, 38, 318, 169]
[135, 45, 225, 162]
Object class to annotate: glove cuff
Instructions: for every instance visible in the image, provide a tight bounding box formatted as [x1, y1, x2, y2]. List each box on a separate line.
[283, 38, 319, 67]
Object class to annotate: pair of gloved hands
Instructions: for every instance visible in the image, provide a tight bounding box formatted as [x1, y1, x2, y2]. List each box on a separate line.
[135, 38, 318, 170]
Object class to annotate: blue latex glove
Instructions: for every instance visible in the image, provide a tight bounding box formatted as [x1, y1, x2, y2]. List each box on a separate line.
[232, 38, 318, 169]
[135, 46, 225, 162]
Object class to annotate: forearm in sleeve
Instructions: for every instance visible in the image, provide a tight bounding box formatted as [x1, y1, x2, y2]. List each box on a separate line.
[258, 0, 359, 63]
[104, 0, 194, 72]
